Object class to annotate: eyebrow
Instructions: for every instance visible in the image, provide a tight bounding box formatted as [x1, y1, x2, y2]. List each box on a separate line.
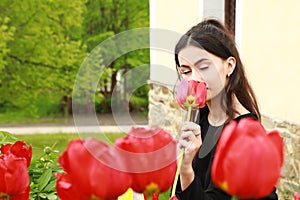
[179, 58, 210, 68]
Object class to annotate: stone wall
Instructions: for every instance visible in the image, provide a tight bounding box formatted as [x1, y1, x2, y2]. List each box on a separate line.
[148, 80, 182, 137]
[262, 116, 300, 199]
[148, 81, 300, 199]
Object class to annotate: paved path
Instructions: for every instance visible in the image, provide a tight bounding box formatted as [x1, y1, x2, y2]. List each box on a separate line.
[0, 125, 148, 134]
[0, 113, 149, 134]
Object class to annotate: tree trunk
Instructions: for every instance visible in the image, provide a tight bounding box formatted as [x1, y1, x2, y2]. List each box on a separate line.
[60, 95, 72, 115]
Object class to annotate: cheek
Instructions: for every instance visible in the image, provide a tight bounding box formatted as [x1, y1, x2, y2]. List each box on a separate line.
[203, 70, 226, 90]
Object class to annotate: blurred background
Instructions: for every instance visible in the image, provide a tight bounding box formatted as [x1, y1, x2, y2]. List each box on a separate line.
[0, 0, 150, 125]
[0, 0, 299, 199]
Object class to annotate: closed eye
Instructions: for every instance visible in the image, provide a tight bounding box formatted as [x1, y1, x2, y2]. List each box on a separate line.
[181, 70, 191, 74]
[178, 65, 191, 75]
[199, 65, 209, 70]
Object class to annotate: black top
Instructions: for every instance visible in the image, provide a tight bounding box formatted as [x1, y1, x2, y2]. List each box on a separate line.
[175, 106, 278, 200]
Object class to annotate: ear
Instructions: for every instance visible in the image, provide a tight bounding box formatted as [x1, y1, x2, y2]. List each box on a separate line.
[226, 57, 236, 77]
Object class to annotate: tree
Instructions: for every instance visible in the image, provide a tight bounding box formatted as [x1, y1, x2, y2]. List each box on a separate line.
[0, 0, 87, 116]
[83, 0, 150, 113]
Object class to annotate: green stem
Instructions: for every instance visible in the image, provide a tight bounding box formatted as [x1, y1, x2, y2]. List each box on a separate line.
[171, 106, 193, 197]
[170, 148, 184, 196]
[186, 105, 192, 121]
[231, 196, 239, 200]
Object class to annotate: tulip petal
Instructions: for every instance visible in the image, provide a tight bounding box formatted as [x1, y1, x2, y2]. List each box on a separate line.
[0, 144, 11, 154]
[10, 141, 32, 167]
[195, 81, 207, 108]
[115, 127, 177, 194]
[267, 130, 284, 166]
[58, 140, 93, 195]
[55, 173, 89, 200]
[176, 78, 189, 107]
[84, 138, 132, 199]
[9, 186, 30, 200]
[0, 154, 29, 196]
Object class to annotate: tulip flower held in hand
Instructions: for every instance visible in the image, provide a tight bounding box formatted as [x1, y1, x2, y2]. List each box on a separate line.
[170, 78, 207, 198]
[176, 78, 207, 121]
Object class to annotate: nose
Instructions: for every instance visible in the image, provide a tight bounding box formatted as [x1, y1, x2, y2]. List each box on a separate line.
[190, 69, 203, 82]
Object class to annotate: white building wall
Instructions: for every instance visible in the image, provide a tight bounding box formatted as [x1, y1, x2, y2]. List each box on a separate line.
[149, 0, 224, 87]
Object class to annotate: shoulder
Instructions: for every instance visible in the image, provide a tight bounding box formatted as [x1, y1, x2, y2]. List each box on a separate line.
[234, 113, 258, 122]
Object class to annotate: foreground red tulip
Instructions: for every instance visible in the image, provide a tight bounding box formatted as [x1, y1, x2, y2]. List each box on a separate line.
[295, 192, 300, 200]
[115, 127, 177, 197]
[1, 141, 32, 167]
[176, 78, 207, 110]
[56, 138, 132, 200]
[211, 118, 284, 199]
[169, 195, 178, 200]
[55, 172, 89, 200]
[0, 153, 30, 199]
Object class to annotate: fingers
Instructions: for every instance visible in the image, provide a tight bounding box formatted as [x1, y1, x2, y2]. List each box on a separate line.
[181, 121, 201, 137]
[178, 131, 194, 149]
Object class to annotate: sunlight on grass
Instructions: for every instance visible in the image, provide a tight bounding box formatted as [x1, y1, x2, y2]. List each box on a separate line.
[16, 133, 126, 159]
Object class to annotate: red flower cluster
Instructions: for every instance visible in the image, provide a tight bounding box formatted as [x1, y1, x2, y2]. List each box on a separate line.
[56, 127, 177, 200]
[0, 141, 32, 199]
[212, 118, 284, 199]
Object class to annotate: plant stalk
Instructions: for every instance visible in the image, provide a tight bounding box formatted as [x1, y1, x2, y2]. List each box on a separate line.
[170, 106, 192, 197]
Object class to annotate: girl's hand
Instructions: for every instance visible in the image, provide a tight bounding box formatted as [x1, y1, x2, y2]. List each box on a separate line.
[178, 121, 202, 179]
[178, 121, 202, 190]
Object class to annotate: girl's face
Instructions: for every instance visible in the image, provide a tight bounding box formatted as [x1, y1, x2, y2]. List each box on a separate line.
[177, 46, 235, 101]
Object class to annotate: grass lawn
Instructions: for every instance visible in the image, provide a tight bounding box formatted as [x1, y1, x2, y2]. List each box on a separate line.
[15, 132, 125, 159]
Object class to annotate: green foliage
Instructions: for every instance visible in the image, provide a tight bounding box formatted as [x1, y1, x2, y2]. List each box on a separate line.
[29, 146, 62, 200]
[0, 131, 17, 145]
[0, 0, 150, 120]
[0, 16, 15, 74]
[0, 0, 87, 114]
[83, 0, 150, 113]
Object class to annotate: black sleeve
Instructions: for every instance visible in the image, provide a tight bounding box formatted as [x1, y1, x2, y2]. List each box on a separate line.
[175, 177, 278, 200]
[175, 175, 231, 200]
[175, 175, 278, 200]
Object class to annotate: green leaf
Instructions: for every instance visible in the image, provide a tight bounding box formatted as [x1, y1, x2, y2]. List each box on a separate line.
[47, 193, 58, 200]
[37, 168, 53, 191]
[0, 131, 17, 142]
[43, 179, 56, 192]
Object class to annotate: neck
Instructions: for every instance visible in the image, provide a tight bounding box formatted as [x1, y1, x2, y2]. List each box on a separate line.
[206, 93, 250, 126]
[206, 94, 227, 126]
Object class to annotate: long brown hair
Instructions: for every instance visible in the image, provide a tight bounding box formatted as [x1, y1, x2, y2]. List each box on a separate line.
[174, 19, 261, 121]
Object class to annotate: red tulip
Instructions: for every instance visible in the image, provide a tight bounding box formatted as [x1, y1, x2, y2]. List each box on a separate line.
[9, 186, 30, 200]
[211, 118, 284, 199]
[57, 138, 131, 200]
[295, 192, 300, 200]
[1, 141, 32, 167]
[55, 173, 90, 200]
[143, 193, 159, 200]
[115, 127, 177, 196]
[0, 153, 30, 199]
[176, 78, 207, 109]
[169, 195, 178, 200]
